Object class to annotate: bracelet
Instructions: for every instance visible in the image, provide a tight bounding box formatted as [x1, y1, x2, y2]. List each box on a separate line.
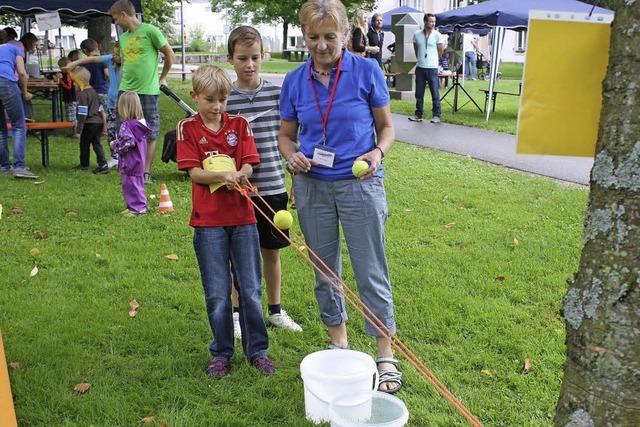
[374, 146, 385, 159]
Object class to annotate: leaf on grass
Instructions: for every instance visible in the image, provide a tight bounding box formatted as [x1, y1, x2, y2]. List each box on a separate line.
[536, 195, 545, 201]
[0, 204, 2, 219]
[65, 210, 78, 217]
[38, 231, 48, 240]
[73, 383, 91, 393]
[481, 369, 494, 378]
[459, 203, 471, 209]
[160, 424, 169, 427]
[8, 362, 21, 371]
[30, 266, 38, 277]
[96, 253, 102, 259]
[298, 245, 306, 251]
[164, 254, 179, 261]
[523, 357, 533, 373]
[11, 206, 23, 214]
[149, 194, 157, 200]
[444, 222, 455, 229]
[513, 238, 520, 247]
[586, 342, 608, 354]
[495, 276, 506, 282]
[129, 299, 140, 318]
[29, 247, 41, 256]
[33, 180, 45, 185]
[141, 415, 156, 423]
[404, 208, 413, 212]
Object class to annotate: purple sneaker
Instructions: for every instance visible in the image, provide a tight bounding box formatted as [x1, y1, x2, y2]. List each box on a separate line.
[252, 357, 276, 375]
[207, 357, 230, 378]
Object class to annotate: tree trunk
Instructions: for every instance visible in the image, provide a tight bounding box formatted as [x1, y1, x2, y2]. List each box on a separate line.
[282, 19, 289, 52]
[87, 16, 113, 54]
[555, 2, 640, 426]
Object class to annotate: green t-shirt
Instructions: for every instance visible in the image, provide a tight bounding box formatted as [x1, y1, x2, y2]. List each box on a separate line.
[119, 23, 167, 95]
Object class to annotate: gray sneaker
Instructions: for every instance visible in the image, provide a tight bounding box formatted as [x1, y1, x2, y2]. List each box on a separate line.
[13, 168, 38, 179]
[1, 166, 13, 175]
[408, 115, 423, 122]
[107, 158, 119, 169]
[430, 116, 441, 123]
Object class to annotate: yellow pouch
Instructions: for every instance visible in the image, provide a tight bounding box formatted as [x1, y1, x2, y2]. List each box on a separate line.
[202, 154, 237, 193]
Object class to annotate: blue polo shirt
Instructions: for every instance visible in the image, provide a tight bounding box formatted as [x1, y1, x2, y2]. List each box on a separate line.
[100, 54, 121, 109]
[280, 50, 389, 181]
[0, 43, 23, 82]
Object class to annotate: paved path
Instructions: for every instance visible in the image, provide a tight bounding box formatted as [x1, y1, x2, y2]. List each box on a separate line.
[170, 66, 594, 185]
[392, 116, 594, 186]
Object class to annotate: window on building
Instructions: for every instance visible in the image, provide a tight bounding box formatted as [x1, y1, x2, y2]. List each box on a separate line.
[448, 0, 463, 9]
[414, 0, 424, 10]
[515, 30, 527, 52]
[55, 35, 76, 50]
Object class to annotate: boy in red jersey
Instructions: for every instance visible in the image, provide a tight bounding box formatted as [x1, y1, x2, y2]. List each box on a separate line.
[176, 65, 275, 378]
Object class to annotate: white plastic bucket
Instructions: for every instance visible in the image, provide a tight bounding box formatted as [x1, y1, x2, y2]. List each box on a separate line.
[300, 350, 379, 424]
[330, 391, 409, 427]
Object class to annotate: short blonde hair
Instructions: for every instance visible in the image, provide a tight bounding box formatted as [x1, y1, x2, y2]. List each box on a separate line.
[118, 91, 144, 121]
[192, 65, 232, 96]
[299, 0, 349, 39]
[71, 67, 90, 85]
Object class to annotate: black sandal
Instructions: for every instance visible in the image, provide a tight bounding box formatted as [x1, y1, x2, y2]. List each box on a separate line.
[376, 356, 403, 394]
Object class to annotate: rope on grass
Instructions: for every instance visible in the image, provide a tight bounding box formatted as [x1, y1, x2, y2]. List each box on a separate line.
[235, 182, 484, 427]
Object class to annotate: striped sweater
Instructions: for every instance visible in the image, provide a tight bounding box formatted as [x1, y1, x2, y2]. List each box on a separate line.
[226, 80, 286, 197]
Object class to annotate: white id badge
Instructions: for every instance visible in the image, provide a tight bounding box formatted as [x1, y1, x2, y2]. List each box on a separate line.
[312, 145, 336, 168]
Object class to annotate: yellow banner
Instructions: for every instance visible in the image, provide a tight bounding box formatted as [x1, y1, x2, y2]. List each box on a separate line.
[517, 12, 612, 157]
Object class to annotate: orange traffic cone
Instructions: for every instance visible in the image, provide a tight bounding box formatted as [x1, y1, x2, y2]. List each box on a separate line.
[157, 183, 175, 213]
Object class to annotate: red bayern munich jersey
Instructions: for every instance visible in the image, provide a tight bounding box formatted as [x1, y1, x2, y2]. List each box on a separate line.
[176, 112, 260, 227]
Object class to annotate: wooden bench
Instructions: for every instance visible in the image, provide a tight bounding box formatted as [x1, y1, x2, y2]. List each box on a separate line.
[479, 82, 523, 112]
[0, 330, 18, 427]
[7, 121, 75, 167]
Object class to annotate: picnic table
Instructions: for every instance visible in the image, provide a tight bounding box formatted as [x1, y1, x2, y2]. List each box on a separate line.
[7, 121, 74, 167]
[479, 82, 523, 113]
[284, 49, 309, 62]
[27, 78, 62, 122]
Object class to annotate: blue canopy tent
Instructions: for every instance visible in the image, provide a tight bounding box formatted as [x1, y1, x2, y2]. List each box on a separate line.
[436, 0, 613, 119]
[0, 1, 143, 24]
[381, 5, 422, 31]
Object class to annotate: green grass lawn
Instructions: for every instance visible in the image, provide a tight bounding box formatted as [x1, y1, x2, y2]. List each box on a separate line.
[1, 83, 586, 426]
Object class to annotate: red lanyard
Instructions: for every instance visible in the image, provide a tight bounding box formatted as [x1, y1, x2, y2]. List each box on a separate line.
[308, 54, 343, 145]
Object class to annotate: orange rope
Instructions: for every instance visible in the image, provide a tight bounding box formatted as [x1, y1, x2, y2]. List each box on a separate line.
[235, 182, 483, 427]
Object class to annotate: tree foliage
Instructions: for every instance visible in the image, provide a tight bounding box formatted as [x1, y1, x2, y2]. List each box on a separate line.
[210, 0, 376, 50]
[142, 0, 182, 26]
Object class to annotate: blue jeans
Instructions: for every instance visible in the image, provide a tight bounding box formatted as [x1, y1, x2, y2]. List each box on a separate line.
[193, 225, 269, 361]
[0, 77, 26, 170]
[465, 51, 477, 79]
[414, 67, 441, 119]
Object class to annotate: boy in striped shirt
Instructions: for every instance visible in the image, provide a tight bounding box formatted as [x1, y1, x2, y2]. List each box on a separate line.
[226, 26, 302, 334]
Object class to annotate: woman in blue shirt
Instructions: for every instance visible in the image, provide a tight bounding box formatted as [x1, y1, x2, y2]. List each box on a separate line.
[279, 0, 402, 393]
[0, 32, 37, 178]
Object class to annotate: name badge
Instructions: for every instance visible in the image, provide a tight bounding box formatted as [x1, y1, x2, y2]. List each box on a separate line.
[312, 145, 336, 168]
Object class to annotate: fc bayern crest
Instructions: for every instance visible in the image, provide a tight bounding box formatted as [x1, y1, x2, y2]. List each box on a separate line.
[226, 132, 238, 147]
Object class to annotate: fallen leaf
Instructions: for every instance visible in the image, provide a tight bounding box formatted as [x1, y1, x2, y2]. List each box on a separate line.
[8, 362, 21, 371]
[160, 424, 169, 427]
[513, 238, 520, 247]
[523, 357, 533, 373]
[38, 231, 48, 240]
[95, 253, 102, 259]
[11, 206, 23, 214]
[65, 210, 78, 217]
[164, 254, 179, 261]
[444, 222, 455, 229]
[459, 203, 470, 209]
[0, 204, 2, 219]
[536, 195, 545, 201]
[404, 208, 413, 212]
[73, 383, 91, 393]
[481, 369, 494, 378]
[29, 247, 41, 256]
[495, 276, 506, 282]
[298, 245, 306, 251]
[149, 194, 157, 200]
[586, 342, 608, 354]
[141, 415, 157, 423]
[129, 299, 140, 318]
[33, 180, 45, 185]
[30, 266, 38, 277]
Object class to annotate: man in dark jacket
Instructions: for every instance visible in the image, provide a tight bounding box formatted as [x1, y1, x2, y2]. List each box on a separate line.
[367, 13, 384, 68]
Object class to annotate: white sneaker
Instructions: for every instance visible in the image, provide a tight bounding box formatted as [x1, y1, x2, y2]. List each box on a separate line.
[233, 312, 242, 339]
[268, 310, 302, 332]
[107, 158, 119, 169]
[430, 116, 441, 123]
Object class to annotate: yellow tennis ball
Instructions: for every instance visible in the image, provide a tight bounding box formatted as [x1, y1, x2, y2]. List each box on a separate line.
[273, 210, 293, 230]
[352, 160, 369, 178]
